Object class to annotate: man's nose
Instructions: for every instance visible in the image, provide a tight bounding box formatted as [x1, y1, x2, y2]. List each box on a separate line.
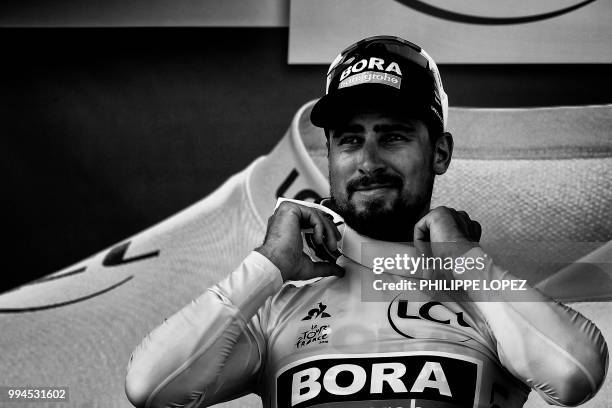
[358, 140, 385, 174]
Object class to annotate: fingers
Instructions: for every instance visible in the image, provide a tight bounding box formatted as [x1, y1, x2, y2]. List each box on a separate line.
[413, 214, 431, 243]
[449, 208, 481, 242]
[454, 209, 481, 242]
[320, 212, 341, 251]
[471, 220, 482, 241]
[321, 212, 342, 240]
[295, 206, 340, 252]
[416, 207, 481, 243]
[313, 217, 325, 246]
[291, 205, 325, 244]
[448, 208, 468, 231]
[276, 203, 340, 251]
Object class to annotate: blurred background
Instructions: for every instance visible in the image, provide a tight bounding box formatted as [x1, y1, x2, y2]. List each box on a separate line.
[1, 0, 611, 293]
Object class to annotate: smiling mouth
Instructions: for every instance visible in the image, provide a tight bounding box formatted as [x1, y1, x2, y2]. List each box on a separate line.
[352, 185, 399, 197]
[353, 184, 397, 192]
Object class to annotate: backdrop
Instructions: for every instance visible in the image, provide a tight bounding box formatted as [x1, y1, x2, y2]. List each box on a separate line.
[2, 27, 612, 293]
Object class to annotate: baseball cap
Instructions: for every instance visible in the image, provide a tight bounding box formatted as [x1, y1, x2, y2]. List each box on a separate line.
[310, 35, 448, 132]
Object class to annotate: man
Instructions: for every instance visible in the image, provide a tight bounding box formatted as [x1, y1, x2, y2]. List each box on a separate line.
[125, 36, 608, 408]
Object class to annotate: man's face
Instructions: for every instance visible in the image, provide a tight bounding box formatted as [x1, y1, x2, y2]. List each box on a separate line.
[327, 109, 436, 241]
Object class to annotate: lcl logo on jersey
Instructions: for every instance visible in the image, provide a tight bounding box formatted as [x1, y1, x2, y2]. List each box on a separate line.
[388, 298, 479, 342]
[276, 353, 480, 407]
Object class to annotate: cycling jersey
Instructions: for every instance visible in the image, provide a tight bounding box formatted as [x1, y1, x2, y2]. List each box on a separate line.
[125, 199, 607, 408]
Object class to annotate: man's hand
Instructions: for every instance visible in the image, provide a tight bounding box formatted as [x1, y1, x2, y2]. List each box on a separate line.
[414, 206, 482, 259]
[255, 201, 345, 282]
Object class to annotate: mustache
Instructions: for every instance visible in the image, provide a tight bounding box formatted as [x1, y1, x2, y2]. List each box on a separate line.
[347, 173, 403, 192]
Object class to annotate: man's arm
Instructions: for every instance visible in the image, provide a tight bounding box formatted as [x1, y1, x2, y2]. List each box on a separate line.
[415, 207, 609, 406]
[459, 247, 608, 406]
[125, 201, 343, 408]
[124, 251, 283, 408]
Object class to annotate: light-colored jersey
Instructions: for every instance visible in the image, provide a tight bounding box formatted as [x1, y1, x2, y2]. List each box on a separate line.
[126, 199, 607, 408]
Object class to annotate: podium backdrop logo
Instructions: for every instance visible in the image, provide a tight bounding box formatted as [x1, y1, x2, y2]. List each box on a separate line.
[395, 0, 598, 25]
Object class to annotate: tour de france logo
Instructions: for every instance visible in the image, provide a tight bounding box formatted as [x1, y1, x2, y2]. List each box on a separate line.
[296, 302, 332, 349]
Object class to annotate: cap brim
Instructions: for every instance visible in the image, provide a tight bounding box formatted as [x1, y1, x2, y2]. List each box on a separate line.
[310, 84, 431, 128]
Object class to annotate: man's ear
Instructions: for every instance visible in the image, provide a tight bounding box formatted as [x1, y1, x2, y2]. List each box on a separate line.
[432, 132, 453, 175]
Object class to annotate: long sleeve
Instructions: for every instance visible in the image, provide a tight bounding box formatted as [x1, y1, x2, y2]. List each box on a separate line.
[125, 251, 284, 408]
[458, 247, 609, 406]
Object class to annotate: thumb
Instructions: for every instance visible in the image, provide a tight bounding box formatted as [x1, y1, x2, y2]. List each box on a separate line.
[413, 214, 430, 243]
[413, 215, 433, 257]
[312, 262, 345, 278]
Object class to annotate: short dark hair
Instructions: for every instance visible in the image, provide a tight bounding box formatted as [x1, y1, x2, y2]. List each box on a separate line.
[425, 118, 444, 148]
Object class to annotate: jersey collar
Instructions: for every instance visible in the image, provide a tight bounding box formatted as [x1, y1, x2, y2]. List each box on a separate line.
[275, 197, 420, 278]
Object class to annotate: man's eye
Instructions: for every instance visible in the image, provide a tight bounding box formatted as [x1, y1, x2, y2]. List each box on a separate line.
[339, 136, 361, 145]
[383, 134, 409, 143]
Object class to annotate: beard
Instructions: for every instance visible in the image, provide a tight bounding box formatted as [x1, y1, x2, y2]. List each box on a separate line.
[329, 172, 433, 242]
